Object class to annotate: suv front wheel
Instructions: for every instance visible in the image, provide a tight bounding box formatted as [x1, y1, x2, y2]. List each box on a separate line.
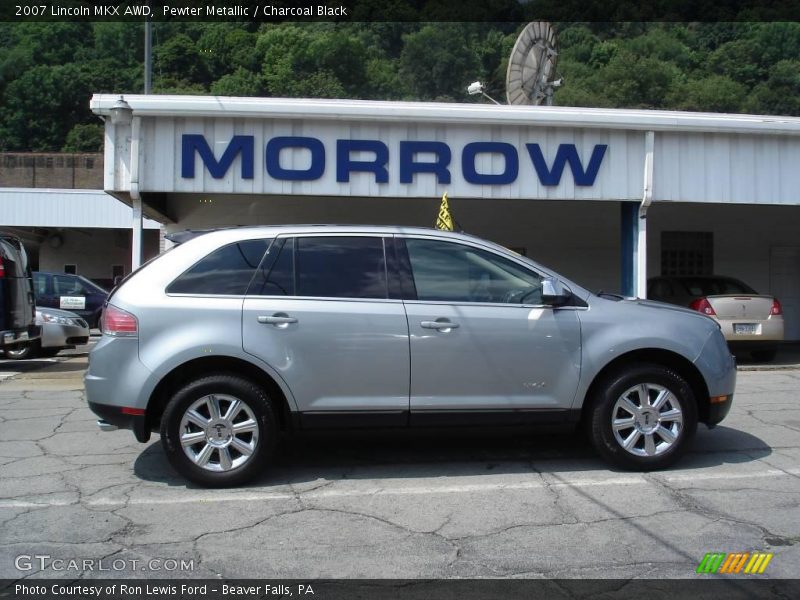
[588, 364, 698, 471]
[160, 374, 277, 487]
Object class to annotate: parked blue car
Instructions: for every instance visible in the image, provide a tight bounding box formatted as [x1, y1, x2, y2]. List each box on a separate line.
[33, 272, 109, 328]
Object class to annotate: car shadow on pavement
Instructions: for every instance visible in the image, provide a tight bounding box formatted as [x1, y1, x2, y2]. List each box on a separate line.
[0, 357, 88, 373]
[132, 424, 772, 488]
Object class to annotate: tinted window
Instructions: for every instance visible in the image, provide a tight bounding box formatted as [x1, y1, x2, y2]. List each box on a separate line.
[297, 237, 387, 299]
[54, 275, 86, 295]
[648, 279, 673, 299]
[78, 275, 108, 294]
[404, 238, 542, 304]
[168, 239, 270, 295]
[33, 273, 47, 296]
[248, 238, 296, 296]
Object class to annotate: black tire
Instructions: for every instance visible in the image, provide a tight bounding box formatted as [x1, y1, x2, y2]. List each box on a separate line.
[751, 349, 777, 362]
[160, 373, 278, 487]
[4, 340, 40, 360]
[587, 363, 697, 471]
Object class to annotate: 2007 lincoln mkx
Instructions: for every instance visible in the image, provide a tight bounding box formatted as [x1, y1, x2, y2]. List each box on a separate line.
[85, 226, 736, 487]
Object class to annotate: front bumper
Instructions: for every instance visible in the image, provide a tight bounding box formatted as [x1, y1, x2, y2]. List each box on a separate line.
[41, 321, 89, 349]
[88, 402, 150, 442]
[1, 324, 41, 347]
[706, 394, 734, 427]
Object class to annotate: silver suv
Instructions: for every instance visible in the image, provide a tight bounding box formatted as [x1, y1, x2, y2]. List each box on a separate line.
[86, 226, 736, 486]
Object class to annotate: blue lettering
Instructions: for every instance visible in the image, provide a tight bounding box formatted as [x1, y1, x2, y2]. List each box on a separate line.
[180, 135, 607, 188]
[336, 140, 389, 183]
[181, 134, 254, 179]
[462, 142, 519, 185]
[399, 141, 451, 184]
[526, 143, 607, 186]
[266, 136, 325, 181]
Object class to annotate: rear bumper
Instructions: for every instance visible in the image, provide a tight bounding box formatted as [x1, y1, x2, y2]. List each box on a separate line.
[0, 324, 41, 347]
[718, 315, 783, 343]
[727, 340, 780, 353]
[88, 401, 150, 442]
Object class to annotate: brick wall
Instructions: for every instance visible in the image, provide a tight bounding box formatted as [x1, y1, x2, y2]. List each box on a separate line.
[0, 153, 103, 189]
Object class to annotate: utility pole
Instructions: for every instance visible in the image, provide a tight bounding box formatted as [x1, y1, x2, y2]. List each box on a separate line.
[144, 3, 152, 94]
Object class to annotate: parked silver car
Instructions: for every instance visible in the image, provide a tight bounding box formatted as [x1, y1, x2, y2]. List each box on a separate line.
[5, 307, 89, 359]
[86, 226, 736, 486]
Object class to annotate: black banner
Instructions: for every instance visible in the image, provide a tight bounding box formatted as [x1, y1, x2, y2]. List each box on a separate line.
[3, 0, 800, 23]
[2, 579, 800, 600]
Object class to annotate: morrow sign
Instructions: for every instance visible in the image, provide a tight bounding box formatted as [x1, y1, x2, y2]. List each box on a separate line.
[181, 135, 608, 187]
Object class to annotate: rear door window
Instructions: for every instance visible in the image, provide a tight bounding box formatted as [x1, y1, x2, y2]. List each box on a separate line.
[167, 239, 271, 295]
[297, 236, 388, 299]
[248, 236, 389, 299]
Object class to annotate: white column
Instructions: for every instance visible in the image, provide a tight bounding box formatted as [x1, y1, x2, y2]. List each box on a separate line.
[132, 196, 143, 270]
[637, 131, 655, 298]
[130, 116, 143, 270]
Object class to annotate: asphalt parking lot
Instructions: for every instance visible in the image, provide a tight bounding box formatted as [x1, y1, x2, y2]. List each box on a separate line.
[0, 341, 799, 580]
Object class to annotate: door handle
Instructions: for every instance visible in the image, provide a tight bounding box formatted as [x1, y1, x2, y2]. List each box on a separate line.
[420, 320, 459, 331]
[257, 315, 298, 325]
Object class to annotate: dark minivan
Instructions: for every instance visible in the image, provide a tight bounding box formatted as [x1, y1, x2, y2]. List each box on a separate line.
[0, 235, 40, 348]
[33, 272, 109, 328]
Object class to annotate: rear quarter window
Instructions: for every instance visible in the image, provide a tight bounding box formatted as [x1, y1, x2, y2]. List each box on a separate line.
[167, 239, 271, 295]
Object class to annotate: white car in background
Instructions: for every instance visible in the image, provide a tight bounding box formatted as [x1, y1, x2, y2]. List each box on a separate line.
[3, 307, 89, 360]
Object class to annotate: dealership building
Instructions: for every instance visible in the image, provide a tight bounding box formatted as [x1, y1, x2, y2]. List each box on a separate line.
[90, 94, 800, 339]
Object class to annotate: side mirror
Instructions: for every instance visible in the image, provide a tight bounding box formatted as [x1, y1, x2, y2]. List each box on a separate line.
[541, 277, 570, 306]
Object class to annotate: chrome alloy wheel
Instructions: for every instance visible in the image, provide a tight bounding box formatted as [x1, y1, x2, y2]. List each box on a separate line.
[179, 394, 259, 472]
[611, 383, 683, 457]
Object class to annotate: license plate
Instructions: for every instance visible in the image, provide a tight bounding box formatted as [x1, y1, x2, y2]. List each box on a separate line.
[734, 323, 760, 335]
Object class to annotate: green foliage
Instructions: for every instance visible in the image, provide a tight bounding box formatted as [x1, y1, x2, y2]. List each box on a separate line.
[211, 67, 263, 97]
[3, 21, 800, 151]
[62, 123, 104, 153]
[399, 23, 481, 101]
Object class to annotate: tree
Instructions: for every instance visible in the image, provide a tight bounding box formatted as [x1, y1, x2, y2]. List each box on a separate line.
[745, 60, 800, 115]
[211, 67, 263, 97]
[154, 33, 210, 88]
[62, 123, 103, 153]
[399, 24, 480, 101]
[0, 64, 89, 151]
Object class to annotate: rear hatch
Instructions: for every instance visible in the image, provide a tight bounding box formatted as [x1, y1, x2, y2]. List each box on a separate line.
[0, 237, 35, 332]
[707, 295, 774, 320]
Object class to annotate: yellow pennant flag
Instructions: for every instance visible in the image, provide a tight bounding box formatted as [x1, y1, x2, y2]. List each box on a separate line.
[435, 191, 454, 231]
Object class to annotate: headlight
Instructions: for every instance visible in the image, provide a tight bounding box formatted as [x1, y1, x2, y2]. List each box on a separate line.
[41, 313, 72, 325]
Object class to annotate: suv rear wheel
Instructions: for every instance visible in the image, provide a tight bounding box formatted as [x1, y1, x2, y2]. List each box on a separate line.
[587, 364, 697, 471]
[160, 373, 277, 487]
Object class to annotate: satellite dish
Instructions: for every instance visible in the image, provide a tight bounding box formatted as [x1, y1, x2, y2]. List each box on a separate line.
[506, 21, 561, 106]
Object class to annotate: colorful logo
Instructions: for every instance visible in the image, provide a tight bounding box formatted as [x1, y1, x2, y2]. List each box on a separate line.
[697, 552, 773, 574]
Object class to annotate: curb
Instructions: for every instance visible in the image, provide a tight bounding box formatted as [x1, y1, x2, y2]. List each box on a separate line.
[737, 364, 800, 372]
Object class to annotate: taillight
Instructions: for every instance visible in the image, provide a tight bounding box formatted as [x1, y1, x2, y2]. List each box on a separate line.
[0, 257, 5, 278]
[771, 299, 783, 316]
[102, 305, 138, 337]
[689, 297, 716, 316]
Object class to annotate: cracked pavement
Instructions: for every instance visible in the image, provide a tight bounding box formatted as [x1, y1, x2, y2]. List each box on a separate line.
[1, 347, 799, 580]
